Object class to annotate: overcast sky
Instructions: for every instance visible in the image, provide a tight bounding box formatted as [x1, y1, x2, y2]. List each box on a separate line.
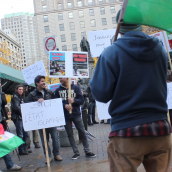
[0, 0, 34, 21]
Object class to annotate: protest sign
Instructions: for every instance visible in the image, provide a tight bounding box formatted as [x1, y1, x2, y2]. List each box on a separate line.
[167, 83, 172, 109]
[88, 29, 120, 57]
[150, 32, 167, 52]
[22, 61, 47, 85]
[48, 83, 60, 92]
[165, 32, 172, 52]
[96, 101, 111, 120]
[49, 51, 89, 78]
[21, 98, 65, 131]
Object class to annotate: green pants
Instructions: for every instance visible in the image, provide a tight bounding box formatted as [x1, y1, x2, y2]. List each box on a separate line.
[27, 130, 39, 146]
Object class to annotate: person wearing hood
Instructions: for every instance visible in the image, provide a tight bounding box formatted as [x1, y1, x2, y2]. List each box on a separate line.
[90, 10, 171, 172]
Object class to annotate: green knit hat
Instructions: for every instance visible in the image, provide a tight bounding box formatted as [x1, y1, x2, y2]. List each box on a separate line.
[116, 10, 142, 34]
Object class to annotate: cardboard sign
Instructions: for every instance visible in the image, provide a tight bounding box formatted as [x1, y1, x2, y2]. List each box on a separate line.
[96, 101, 111, 120]
[49, 51, 89, 78]
[22, 61, 47, 85]
[88, 29, 120, 57]
[48, 83, 60, 92]
[150, 32, 167, 52]
[21, 98, 65, 131]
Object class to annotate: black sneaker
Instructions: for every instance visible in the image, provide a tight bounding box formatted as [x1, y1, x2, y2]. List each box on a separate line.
[93, 122, 99, 124]
[27, 149, 32, 153]
[71, 154, 80, 160]
[86, 152, 97, 158]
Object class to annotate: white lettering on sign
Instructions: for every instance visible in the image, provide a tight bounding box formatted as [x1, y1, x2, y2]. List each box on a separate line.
[21, 98, 65, 131]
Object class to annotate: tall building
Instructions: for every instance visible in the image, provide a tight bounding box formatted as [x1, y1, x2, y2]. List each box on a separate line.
[1, 12, 40, 68]
[33, 0, 122, 66]
[0, 30, 22, 71]
[2, 29, 17, 42]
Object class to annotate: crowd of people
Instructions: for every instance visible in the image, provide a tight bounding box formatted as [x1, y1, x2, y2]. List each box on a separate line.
[0, 75, 99, 171]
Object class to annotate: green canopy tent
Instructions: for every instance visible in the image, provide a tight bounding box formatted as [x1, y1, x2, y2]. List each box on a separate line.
[0, 63, 35, 94]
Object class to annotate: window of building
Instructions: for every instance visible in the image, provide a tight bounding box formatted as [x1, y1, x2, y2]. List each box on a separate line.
[112, 17, 116, 24]
[110, 6, 115, 13]
[71, 33, 76, 41]
[0, 37, 2, 42]
[89, 9, 94, 16]
[72, 44, 77, 51]
[78, 1, 82, 6]
[79, 10, 84, 17]
[58, 4, 62, 10]
[58, 13, 63, 20]
[68, 2, 72, 8]
[91, 19, 96, 27]
[102, 18, 107, 25]
[80, 21, 85, 28]
[59, 23, 65, 31]
[68, 12, 73, 19]
[88, 0, 93, 5]
[99, 0, 103, 4]
[44, 25, 50, 33]
[62, 45, 67, 51]
[42, 5, 47, 11]
[70, 22, 75, 30]
[81, 31, 86, 38]
[100, 7, 105, 15]
[61, 34, 66, 42]
[43, 15, 48, 22]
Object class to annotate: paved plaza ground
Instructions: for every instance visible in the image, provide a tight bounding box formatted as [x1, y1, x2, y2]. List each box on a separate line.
[0, 118, 171, 172]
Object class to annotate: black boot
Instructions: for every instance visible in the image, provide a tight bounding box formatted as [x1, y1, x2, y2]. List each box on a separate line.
[19, 150, 29, 155]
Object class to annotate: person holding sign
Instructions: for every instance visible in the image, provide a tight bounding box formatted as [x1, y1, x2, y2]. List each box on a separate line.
[90, 10, 171, 172]
[25, 75, 62, 164]
[54, 78, 96, 160]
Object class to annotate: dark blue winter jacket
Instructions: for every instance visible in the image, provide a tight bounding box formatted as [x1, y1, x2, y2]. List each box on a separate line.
[54, 84, 84, 119]
[90, 31, 168, 132]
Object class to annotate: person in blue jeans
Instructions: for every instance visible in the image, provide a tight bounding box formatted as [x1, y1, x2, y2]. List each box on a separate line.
[0, 81, 22, 171]
[25, 75, 62, 164]
[2, 154, 22, 171]
[87, 86, 99, 125]
[11, 85, 30, 155]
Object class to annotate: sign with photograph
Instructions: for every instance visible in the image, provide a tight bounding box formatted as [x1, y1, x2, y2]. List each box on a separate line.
[49, 51, 89, 78]
[21, 98, 65, 131]
[96, 101, 111, 120]
[48, 83, 60, 92]
[22, 60, 47, 85]
[88, 29, 120, 57]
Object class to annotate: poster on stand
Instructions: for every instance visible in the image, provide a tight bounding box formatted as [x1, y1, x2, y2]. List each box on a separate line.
[49, 51, 89, 78]
[48, 83, 60, 92]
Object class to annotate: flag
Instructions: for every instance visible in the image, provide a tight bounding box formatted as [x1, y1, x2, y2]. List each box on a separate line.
[0, 124, 24, 158]
[123, 0, 172, 33]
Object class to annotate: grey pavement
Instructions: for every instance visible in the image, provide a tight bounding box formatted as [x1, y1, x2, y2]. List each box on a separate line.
[0, 118, 171, 172]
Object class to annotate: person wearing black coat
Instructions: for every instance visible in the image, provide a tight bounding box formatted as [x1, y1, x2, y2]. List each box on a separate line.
[11, 84, 30, 155]
[0, 81, 22, 171]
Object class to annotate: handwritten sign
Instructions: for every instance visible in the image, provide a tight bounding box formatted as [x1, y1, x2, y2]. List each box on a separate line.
[96, 101, 111, 120]
[22, 61, 47, 85]
[88, 29, 120, 57]
[21, 98, 65, 131]
[48, 83, 60, 92]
